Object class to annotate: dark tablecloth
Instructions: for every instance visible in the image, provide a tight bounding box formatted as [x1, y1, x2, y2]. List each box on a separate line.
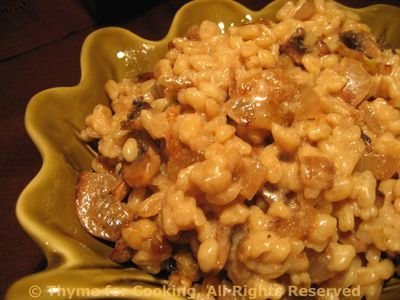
[1, 0, 399, 298]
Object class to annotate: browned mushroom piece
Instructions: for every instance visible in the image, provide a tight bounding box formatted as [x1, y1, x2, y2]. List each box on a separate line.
[120, 97, 151, 130]
[75, 172, 130, 242]
[112, 180, 131, 202]
[340, 30, 381, 59]
[280, 27, 307, 65]
[110, 238, 133, 263]
[122, 145, 161, 188]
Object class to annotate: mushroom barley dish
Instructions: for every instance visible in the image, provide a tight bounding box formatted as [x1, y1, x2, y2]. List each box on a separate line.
[76, 0, 400, 299]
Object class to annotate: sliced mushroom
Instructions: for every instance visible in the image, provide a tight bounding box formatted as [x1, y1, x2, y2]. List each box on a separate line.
[340, 31, 363, 52]
[75, 172, 129, 242]
[280, 27, 307, 65]
[340, 30, 381, 59]
[120, 97, 151, 130]
[112, 180, 131, 202]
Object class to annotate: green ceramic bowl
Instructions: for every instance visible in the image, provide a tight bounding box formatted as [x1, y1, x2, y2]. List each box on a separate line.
[7, 0, 400, 299]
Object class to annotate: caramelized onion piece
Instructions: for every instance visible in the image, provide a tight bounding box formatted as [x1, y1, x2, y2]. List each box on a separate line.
[293, 87, 322, 120]
[359, 101, 383, 134]
[262, 185, 286, 203]
[166, 134, 203, 180]
[236, 125, 270, 146]
[75, 172, 129, 241]
[122, 146, 161, 188]
[224, 96, 294, 130]
[356, 151, 400, 180]
[299, 155, 334, 190]
[235, 158, 268, 200]
[307, 249, 335, 283]
[293, 0, 315, 21]
[225, 69, 321, 130]
[335, 58, 372, 107]
[313, 39, 330, 56]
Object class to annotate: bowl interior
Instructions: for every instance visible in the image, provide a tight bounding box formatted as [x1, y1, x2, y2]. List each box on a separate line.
[7, 0, 400, 299]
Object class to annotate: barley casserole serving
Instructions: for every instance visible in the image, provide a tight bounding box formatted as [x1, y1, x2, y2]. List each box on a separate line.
[76, 0, 400, 299]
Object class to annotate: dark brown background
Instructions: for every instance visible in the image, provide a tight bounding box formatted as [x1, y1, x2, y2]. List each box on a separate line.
[1, 0, 400, 298]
